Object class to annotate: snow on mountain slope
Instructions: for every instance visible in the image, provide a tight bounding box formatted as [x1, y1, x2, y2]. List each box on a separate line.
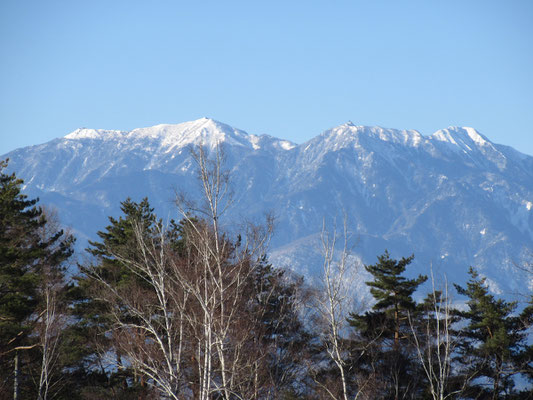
[3, 118, 533, 300]
[64, 118, 252, 148]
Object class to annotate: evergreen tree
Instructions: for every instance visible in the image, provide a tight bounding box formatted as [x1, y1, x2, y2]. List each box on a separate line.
[65, 197, 160, 399]
[0, 160, 74, 399]
[86, 197, 158, 267]
[0, 160, 42, 356]
[347, 251, 427, 399]
[454, 267, 533, 399]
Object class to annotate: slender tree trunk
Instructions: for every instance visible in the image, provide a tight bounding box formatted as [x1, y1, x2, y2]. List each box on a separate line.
[493, 359, 501, 400]
[13, 350, 19, 400]
[394, 304, 400, 347]
[316, 217, 360, 400]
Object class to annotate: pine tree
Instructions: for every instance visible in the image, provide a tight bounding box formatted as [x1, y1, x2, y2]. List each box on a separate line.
[351, 251, 427, 345]
[454, 267, 532, 399]
[348, 251, 427, 400]
[0, 160, 74, 399]
[0, 160, 42, 354]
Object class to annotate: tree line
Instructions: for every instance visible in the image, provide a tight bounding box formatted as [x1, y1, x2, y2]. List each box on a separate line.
[1, 149, 532, 400]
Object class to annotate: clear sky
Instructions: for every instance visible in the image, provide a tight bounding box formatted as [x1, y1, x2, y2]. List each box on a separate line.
[1, 0, 532, 155]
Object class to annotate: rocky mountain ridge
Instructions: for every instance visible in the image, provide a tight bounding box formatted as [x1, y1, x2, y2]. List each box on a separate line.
[4, 118, 533, 299]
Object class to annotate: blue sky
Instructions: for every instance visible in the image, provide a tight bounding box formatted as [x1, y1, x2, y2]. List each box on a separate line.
[1, 0, 532, 155]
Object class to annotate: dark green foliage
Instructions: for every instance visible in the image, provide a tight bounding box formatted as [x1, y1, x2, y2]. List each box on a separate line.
[0, 159, 74, 399]
[454, 267, 533, 399]
[348, 251, 428, 399]
[85, 197, 161, 292]
[65, 197, 161, 399]
[87, 197, 157, 260]
[0, 160, 43, 354]
[518, 298, 533, 385]
[353, 251, 427, 343]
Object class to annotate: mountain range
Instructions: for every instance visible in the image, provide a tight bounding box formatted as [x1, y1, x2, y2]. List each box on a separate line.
[3, 118, 533, 300]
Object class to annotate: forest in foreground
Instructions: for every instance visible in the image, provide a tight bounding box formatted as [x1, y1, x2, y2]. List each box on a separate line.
[1, 148, 532, 400]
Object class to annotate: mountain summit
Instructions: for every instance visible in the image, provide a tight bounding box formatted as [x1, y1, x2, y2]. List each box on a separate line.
[64, 118, 282, 150]
[3, 119, 533, 298]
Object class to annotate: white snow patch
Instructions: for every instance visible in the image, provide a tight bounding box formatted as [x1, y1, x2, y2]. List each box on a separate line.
[411, 131, 422, 147]
[249, 135, 261, 150]
[432, 130, 457, 145]
[484, 277, 503, 295]
[430, 127, 494, 155]
[480, 228, 486, 235]
[65, 128, 125, 140]
[280, 140, 296, 150]
[526, 201, 533, 211]
[464, 127, 488, 146]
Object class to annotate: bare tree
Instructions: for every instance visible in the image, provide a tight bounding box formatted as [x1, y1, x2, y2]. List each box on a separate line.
[407, 269, 480, 400]
[407, 270, 457, 400]
[84, 144, 277, 399]
[312, 217, 365, 400]
[35, 275, 64, 400]
[174, 145, 274, 399]
[34, 209, 72, 400]
[93, 221, 187, 399]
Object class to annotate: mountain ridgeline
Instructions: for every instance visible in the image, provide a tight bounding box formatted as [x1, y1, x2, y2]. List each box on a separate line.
[4, 118, 533, 297]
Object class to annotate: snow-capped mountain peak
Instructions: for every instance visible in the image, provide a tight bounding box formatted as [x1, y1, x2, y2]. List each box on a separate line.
[316, 124, 424, 152]
[129, 118, 254, 150]
[3, 119, 533, 299]
[431, 126, 492, 150]
[429, 126, 510, 170]
[63, 118, 258, 151]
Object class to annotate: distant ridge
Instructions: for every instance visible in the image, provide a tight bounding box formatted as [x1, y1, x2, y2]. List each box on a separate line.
[3, 118, 533, 299]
